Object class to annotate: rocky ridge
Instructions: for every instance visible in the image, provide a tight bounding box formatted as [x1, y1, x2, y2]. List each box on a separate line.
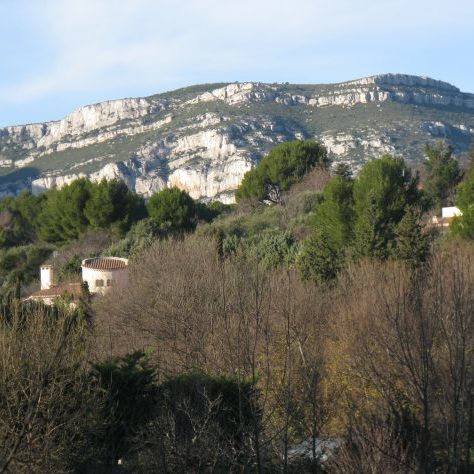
[0, 74, 473, 202]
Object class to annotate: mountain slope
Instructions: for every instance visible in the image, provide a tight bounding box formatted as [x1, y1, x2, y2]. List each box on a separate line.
[1, 74, 473, 202]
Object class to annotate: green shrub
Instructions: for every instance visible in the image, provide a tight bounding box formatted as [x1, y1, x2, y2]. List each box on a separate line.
[297, 230, 344, 283]
[0, 244, 53, 295]
[248, 231, 298, 268]
[88, 351, 157, 466]
[57, 254, 82, 282]
[102, 218, 161, 258]
[195, 200, 233, 223]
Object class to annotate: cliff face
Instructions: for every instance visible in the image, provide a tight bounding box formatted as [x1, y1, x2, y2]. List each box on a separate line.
[1, 74, 473, 201]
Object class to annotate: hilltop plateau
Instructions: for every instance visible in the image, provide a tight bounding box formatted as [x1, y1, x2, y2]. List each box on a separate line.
[1, 73, 473, 202]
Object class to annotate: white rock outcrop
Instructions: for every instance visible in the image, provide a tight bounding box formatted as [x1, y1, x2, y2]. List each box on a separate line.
[185, 83, 277, 106]
[5, 98, 152, 149]
[182, 74, 474, 110]
[3, 74, 474, 202]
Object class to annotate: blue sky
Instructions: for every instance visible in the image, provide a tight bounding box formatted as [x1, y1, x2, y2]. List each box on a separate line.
[1, 0, 473, 126]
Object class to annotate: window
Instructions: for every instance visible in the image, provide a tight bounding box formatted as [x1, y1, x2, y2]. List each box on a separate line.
[95, 279, 104, 287]
[106, 279, 113, 287]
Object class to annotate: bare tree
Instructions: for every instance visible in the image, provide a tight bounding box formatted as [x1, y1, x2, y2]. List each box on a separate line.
[90, 231, 474, 472]
[0, 302, 92, 473]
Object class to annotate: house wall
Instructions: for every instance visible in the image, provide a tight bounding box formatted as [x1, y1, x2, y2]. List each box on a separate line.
[81, 266, 128, 295]
[442, 206, 462, 218]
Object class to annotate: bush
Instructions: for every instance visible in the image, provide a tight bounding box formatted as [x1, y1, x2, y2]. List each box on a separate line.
[248, 230, 298, 268]
[102, 218, 161, 258]
[87, 351, 157, 467]
[0, 244, 54, 292]
[195, 200, 233, 223]
[298, 229, 344, 283]
[142, 373, 258, 471]
[56, 254, 82, 283]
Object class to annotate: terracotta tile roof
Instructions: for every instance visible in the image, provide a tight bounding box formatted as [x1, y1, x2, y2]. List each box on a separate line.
[28, 283, 83, 299]
[82, 257, 128, 270]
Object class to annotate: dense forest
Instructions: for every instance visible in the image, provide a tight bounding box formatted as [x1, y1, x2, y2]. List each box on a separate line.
[1, 139, 474, 473]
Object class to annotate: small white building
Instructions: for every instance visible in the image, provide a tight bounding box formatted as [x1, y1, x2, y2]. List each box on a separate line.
[26, 257, 129, 305]
[40, 264, 54, 290]
[81, 257, 129, 295]
[442, 206, 463, 219]
[431, 206, 463, 228]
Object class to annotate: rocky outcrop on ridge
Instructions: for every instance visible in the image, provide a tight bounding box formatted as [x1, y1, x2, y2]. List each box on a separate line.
[0, 74, 473, 201]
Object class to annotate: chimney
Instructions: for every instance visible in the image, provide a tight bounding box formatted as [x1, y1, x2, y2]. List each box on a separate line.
[40, 265, 54, 290]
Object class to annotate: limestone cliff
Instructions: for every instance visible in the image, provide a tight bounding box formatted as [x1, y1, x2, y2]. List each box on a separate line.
[1, 74, 473, 201]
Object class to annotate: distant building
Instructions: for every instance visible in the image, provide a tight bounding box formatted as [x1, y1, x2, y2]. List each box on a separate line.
[81, 257, 129, 295]
[25, 257, 129, 305]
[40, 264, 54, 290]
[431, 206, 462, 228]
[25, 282, 83, 306]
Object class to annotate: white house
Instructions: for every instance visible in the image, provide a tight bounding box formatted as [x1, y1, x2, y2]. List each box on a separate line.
[431, 206, 463, 228]
[81, 257, 129, 295]
[26, 257, 129, 304]
[442, 206, 463, 219]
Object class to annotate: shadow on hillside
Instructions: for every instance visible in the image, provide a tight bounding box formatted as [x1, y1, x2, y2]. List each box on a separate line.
[0, 166, 40, 186]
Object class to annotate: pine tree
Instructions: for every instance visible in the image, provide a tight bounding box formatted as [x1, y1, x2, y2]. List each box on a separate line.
[353, 197, 393, 259]
[424, 141, 463, 208]
[352, 156, 417, 259]
[236, 141, 329, 202]
[395, 206, 430, 266]
[451, 165, 474, 239]
[147, 187, 196, 232]
[298, 229, 343, 283]
[332, 162, 352, 180]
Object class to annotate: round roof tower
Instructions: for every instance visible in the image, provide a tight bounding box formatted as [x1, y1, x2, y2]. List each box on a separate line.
[81, 257, 129, 295]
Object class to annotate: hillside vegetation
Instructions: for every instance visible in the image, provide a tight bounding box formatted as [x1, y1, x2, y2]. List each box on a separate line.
[1, 140, 474, 472]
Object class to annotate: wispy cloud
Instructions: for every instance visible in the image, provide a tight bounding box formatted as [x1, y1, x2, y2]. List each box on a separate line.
[1, 0, 473, 124]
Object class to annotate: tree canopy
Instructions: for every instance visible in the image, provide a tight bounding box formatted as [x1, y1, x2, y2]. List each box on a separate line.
[39, 178, 93, 242]
[147, 187, 196, 232]
[300, 155, 428, 281]
[0, 191, 43, 248]
[39, 178, 146, 243]
[423, 142, 463, 209]
[450, 167, 474, 239]
[84, 178, 146, 234]
[313, 175, 355, 249]
[236, 141, 329, 203]
[353, 155, 419, 258]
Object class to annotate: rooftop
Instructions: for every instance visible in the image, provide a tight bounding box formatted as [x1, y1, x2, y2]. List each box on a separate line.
[27, 283, 83, 300]
[82, 257, 128, 271]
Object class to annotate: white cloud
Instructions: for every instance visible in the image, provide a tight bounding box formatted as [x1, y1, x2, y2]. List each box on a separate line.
[2, 0, 474, 110]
